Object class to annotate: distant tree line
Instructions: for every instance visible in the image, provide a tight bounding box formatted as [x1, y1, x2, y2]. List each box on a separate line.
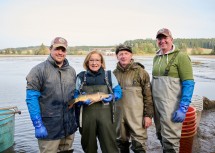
[123, 38, 215, 55]
[0, 39, 215, 55]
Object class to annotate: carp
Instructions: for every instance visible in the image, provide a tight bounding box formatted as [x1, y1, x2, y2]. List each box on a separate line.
[68, 92, 110, 108]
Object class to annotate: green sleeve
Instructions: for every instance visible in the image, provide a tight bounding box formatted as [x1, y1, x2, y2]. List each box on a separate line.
[178, 52, 194, 81]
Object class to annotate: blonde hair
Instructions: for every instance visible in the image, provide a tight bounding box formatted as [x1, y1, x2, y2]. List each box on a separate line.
[83, 51, 106, 70]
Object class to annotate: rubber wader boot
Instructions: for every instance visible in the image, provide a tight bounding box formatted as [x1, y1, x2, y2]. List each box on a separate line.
[131, 140, 146, 153]
[117, 140, 130, 153]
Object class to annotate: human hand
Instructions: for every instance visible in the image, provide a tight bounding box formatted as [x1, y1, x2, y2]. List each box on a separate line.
[114, 92, 121, 101]
[83, 99, 91, 105]
[144, 117, 152, 129]
[32, 117, 48, 138]
[172, 108, 186, 123]
[102, 94, 113, 103]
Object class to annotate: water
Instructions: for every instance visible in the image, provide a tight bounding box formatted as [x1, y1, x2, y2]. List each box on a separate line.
[0, 55, 215, 153]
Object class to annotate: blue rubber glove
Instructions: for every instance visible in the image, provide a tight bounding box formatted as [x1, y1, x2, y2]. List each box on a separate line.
[83, 99, 91, 105]
[26, 89, 41, 119]
[26, 89, 48, 138]
[102, 94, 113, 103]
[112, 85, 122, 101]
[32, 115, 48, 138]
[73, 89, 80, 99]
[172, 104, 188, 122]
[172, 80, 195, 123]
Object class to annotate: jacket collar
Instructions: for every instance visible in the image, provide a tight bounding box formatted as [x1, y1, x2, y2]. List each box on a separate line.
[156, 44, 176, 56]
[47, 55, 69, 68]
[86, 67, 104, 76]
[116, 59, 135, 72]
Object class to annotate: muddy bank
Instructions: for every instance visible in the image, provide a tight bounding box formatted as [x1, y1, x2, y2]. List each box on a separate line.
[193, 109, 215, 153]
[146, 108, 215, 153]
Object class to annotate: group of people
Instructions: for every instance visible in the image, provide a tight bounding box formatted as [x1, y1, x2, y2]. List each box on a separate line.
[26, 28, 195, 153]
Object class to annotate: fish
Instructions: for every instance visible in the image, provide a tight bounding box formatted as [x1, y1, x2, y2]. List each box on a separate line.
[68, 92, 110, 108]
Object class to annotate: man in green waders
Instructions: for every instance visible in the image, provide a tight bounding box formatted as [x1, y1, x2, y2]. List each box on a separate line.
[113, 44, 154, 153]
[152, 28, 195, 153]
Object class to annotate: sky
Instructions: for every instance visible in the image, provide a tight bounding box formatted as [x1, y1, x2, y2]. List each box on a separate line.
[0, 0, 215, 49]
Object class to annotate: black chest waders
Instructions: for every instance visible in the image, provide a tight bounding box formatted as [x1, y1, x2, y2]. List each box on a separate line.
[79, 71, 115, 124]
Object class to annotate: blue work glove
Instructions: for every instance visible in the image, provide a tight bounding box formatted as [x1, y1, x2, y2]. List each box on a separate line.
[83, 99, 91, 105]
[26, 90, 48, 138]
[172, 80, 195, 123]
[114, 92, 121, 101]
[172, 104, 188, 122]
[26, 89, 41, 119]
[79, 92, 92, 105]
[32, 115, 48, 138]
[102, 94, 113, 103]
[112, 85, 122, 101]
[73, 89, 80, 99]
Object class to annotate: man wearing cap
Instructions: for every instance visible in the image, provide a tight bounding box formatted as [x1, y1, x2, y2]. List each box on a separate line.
[26, 37, 77, 152]
[113, 44, 154, 153]
[151, 28, 195, 152]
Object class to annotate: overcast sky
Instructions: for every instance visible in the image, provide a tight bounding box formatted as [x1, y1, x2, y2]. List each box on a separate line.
[0, 0, 214, 49]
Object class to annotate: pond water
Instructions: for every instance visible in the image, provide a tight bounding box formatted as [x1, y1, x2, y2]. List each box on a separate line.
[0, 55, 215, 153]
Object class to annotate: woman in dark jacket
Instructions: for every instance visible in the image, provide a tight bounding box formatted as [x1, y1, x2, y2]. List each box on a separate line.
[74, 51, 122, 153]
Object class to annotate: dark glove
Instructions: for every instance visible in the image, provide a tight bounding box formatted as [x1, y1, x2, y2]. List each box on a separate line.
[32, 115, 48, 138]
[102, 94, 113, 103]
[172, 104, 188, 122]
[76, 102, 84, 107]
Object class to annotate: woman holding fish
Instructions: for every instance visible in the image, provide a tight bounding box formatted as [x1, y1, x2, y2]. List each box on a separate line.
[74, 51, 122, 153]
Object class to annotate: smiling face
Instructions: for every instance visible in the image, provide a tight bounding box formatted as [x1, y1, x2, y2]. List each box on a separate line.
[116, 50, 132, 68]
[156, 35, 173, 54]
[88, 53, 102, 72]
[50, 46, 67, 67]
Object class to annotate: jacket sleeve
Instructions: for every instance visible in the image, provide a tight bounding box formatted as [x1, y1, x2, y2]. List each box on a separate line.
[140, 69, 154, 118]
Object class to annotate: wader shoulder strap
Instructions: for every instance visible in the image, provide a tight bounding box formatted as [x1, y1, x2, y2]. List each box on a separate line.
[79, 71, 87, 93]
[104, 70, 115, 123]
[104, 70, 113, 94]
[164, 51, 180, 76]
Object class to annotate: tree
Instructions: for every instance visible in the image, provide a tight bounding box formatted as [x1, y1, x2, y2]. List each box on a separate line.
[211, 45, 215, 55]
[34, 43, 49, 55]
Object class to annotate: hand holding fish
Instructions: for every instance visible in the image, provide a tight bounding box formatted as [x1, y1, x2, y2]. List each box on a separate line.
[68, 92, 110, 108]
[102, 94, 113, 103]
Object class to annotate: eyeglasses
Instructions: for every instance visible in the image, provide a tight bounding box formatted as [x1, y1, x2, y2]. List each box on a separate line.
[89, 59, 101, 63]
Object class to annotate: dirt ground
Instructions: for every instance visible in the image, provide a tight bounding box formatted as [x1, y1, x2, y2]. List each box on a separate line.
[146, 108, 215, 153]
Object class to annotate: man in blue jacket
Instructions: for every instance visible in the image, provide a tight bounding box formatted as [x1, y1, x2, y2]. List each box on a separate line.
[26, 37, 77, 152]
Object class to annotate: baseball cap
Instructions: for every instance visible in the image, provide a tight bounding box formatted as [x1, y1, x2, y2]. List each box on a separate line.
[115, 44, 132, 54]
[156, 28, 172, 38]
[51, 37, 68, 49]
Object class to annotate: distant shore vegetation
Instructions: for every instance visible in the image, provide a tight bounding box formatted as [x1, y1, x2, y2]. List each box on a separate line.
[1, 38, 215, 55]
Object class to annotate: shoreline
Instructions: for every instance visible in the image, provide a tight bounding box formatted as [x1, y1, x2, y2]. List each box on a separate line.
[0, 54, 215, 59]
